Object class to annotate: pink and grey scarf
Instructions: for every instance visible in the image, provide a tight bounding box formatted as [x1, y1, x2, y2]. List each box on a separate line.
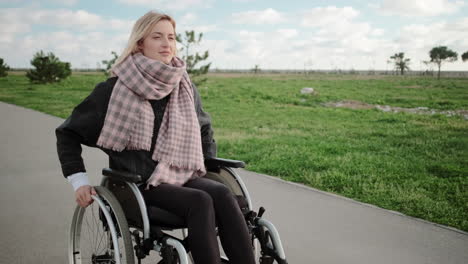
[97, 52, 206, 188]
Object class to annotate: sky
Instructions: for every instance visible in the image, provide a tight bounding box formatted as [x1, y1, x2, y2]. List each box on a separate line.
[1, 0, 467, 71]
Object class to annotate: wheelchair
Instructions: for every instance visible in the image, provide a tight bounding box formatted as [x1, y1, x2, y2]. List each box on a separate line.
[69, 157, 288, 264]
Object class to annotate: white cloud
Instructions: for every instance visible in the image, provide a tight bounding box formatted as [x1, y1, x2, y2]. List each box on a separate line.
[177, 13, 218, 34]
[379, 0, 465, 16]
[118, 0, 214, 10]
[0, 7, 133, 68]
[370, 28, 385, 37]
[191, 25, 218, 33]
[0, 8, 31, 44]
[37, 9, 104, 30]
[0, 0, 78, 4]
[301, 6, 359, 27]
[0, 34, 15, 44]
[197, 6, 405, 70]
[2, 30, 129, 69]
[0, 8, 133, 34]
[177, 24, 218, 36]
[179, 12, 198, 25]
[231, 8, 286, 24]
[276, 29, 298, 39]
[167, 6, 397, 70]
[58, 0, 78, 4]
[235, 30, 269, 60]
[48, 0, 78, 5]
[397, 18, 468, 52]
[0, 22, 30, 36]
[0, 6, 220, 69]
[300, 6, 389, 56]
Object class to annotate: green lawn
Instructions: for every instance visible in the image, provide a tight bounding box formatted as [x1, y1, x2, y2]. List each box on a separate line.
[1, 73, 467, 231]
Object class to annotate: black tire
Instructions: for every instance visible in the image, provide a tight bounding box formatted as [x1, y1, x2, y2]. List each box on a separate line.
[69, 186, 135, 264]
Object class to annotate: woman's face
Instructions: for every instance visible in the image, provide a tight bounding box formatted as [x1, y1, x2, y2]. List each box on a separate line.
[139, 19, 176, 64]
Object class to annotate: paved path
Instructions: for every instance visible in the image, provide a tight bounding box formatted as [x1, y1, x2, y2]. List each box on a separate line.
[1, 102, 467, 264]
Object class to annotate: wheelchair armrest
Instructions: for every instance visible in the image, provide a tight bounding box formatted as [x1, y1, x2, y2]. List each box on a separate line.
[204, 157, 245, 172]
[102, 168, 143, 183]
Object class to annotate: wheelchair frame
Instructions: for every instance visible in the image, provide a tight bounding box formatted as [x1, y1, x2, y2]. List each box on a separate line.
[69, 158, 288, 264]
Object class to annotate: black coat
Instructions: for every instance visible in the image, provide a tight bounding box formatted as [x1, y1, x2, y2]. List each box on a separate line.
[56, 77, 216, 182]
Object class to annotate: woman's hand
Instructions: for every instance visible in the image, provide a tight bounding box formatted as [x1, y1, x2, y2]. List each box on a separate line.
[75, 185, 97, 208]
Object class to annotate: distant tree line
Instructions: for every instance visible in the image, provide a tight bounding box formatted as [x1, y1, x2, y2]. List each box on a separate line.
[389, 46, 465, 79]
[1, 42, 466, 81]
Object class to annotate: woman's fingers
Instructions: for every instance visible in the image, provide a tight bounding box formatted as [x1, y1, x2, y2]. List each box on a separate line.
[91, 186, 97, 196]
[76, 185, 95, 208]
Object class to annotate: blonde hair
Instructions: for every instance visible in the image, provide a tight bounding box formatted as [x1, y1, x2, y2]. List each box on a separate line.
[110, 11, 176, 74]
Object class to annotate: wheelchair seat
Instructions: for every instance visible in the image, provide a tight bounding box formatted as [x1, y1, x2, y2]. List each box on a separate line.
[146, 194, 250, 230]
[147, 206, 186, 229]
[103, 162, 250, 232]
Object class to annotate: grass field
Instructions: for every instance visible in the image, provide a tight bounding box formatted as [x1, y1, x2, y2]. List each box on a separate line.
[1, 73, 467, 231]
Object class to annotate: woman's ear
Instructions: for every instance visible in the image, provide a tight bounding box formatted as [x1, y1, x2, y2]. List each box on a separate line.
[137, 39, 143, 50]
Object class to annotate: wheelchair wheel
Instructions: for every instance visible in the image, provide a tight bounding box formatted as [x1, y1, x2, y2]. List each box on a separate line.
[257, 224, 288, 264]
[69, 186, 135, 264]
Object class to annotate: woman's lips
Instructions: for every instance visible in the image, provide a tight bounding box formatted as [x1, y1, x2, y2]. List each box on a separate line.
[159, 52, 171, 56]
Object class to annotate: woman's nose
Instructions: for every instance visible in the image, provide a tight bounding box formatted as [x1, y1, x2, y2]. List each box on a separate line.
[161, 37, 170, 46]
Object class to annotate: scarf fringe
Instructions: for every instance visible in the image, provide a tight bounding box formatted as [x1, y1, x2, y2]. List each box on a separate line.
[125, 143, 152, 151]
[153, 154, 206, 172]
[96, 141, 125, 152]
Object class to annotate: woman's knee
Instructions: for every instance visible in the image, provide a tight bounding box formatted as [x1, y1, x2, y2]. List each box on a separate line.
[190, 190, 214, 210]
[211, 182, 232, 200]
[209, 183, 238, 210]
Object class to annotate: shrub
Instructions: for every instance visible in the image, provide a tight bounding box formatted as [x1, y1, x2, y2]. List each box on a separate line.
[176, 30, 211, 86]
[0, 58, 10, 77]
[102, 51, 118, 77]
[26, 51, 71, 83]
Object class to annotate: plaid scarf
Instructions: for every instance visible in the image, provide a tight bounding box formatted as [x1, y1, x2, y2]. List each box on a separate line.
[97, 53, 206, 188]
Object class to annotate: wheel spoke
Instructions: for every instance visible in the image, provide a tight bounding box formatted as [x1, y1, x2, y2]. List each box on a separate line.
[91, 203, 99, 253]
[84, 209, 95, 253]
[96, 209, 106, 255]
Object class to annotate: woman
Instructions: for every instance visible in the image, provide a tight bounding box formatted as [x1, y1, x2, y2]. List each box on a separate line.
[56, 11, 255, 264]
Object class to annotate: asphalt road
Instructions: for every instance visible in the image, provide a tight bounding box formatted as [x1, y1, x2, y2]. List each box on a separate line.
[1, 102, 467, 264]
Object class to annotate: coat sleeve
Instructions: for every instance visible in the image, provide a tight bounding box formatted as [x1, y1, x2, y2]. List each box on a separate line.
[55, 78, 115, 177]
[192, 83, 217, 158]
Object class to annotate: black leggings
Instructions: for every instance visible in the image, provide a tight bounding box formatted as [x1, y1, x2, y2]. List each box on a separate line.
[139, 177, 255, 264]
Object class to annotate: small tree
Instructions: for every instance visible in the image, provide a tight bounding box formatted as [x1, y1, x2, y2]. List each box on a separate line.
[102, 51, 118, 77]
[26, 51, 71, 83]
[429, 46, 458, 79]
[462, 51, 468, 62]
[389, 52, 410, 75]
[422, 60, 435, 76]
[252, 64, 260, 74]
[176, 30, 211, 86]
[0, 58, 10, 77]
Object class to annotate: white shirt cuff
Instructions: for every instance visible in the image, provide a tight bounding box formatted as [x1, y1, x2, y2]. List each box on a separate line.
[67, 172, 90, 191]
